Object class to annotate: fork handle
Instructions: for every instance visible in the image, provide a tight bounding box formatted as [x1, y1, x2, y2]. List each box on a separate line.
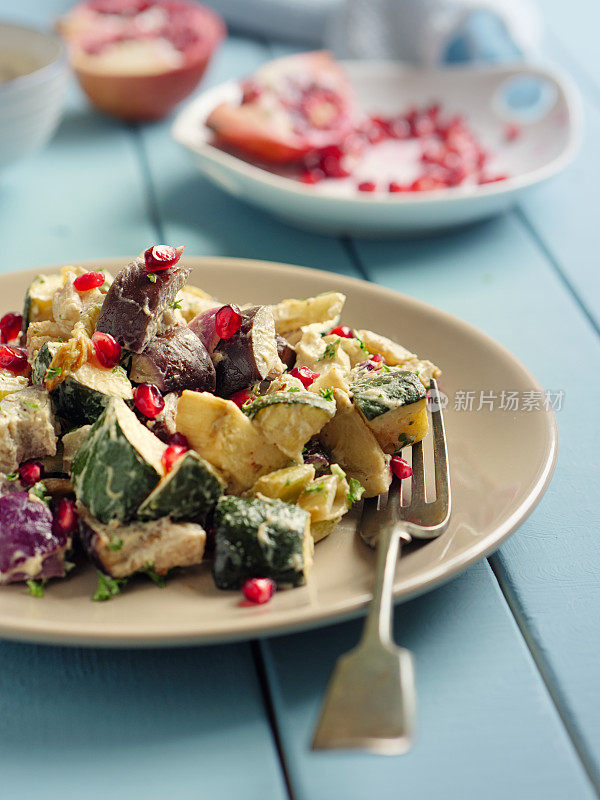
[360, 523, 405, 648]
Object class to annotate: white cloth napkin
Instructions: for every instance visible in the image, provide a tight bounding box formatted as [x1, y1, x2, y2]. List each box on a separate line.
[210, 0, 541, 63]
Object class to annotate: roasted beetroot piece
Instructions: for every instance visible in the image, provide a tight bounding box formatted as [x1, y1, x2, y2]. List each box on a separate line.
[189, 304, 242, 353]
[145, 391, 179, 441]
[302, 438, 332, 477]
[130, 326, 216, 393]
[276, 334, 296, 369]
[95, 257, 190, 353]
[207, 51, 362, 164]
[0, 492, 71, 584]
[214, 305, 281, 397]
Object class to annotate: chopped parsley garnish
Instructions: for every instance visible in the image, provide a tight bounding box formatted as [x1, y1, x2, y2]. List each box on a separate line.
[22, 401, 39, 409]
[346, 478, 365, 507]
[44, 366, 62, 381]
[382, 364, 393, 373]
[171, 298, 183, 309]
[30, 481, 50, 507]
[304, 483, 325, 494]
[317, 339, 340, 361]
[92, 572, 127, 602]
[319, 388, 334, 401]
[107, 536, 123, 552]
[141, 562, 167, 588]
[241, 398, 254, 410]
[148, 273, 157, 284]
[26, 579, 46, 598]
[287, 387, 300, 392]
[6, 472, 18, 481]
[353, 332, 368, 354]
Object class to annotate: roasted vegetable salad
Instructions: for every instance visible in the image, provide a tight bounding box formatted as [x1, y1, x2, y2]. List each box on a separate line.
[0, 247, 440, 604]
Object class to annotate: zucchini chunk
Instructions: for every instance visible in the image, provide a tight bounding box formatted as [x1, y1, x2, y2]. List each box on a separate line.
[71, 398, 166, 524]
[297, 464, 353, 543]
[0, 369, 29, 400]
[242, 390, 335, 460]
[95, 257, 190, 353]
[213, 495, 312, 589]
[176, 391, 288, 492]
[250, 464, 315, 503]
[62, 425, 92, 472]
[356, 329, 441, 387]
[22, 272, 64, 333]
[319, 389, 391, 498]
[0, 387, 59, 473]
[137, 450, 225, 524]
[130, 326, 216, 393]
[214, 305, 282, 396]
[351, 367, 428, 452]
[78, 505, 206, 579]
[271, 292, 345, 344]
[33, 342, 133, 425]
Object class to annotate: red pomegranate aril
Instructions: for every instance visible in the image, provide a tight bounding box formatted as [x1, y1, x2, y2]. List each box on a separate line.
[214, 305, 242, 339]
[388, 117, 411, 139]
[0, 344, 28, 374]
[410, 176, 445, 192]
[144, 244, 185, 272]
[53, 497, 78, 537]
[289, 366, 319, 388]
[504, 123, 521, 142]
[0, 312, 23, 343]
[391, 455, 412, 480]
[371, 353, 384, 363]
[358, 181, 376, 192]
[73, 271, 104, 292]
[227, 389, 254, 409]
[388, 181, 404, 193]
[319, 145, 350, 178]
[92, 331, 121, 369]
[242, 577, 275, 604]
[162, 443, 188, 473]
[19, 460, 43, 486]
[329, 325, 354, 339]
[241, 80, 263, 105]
[134, 383, 165, 418]
[168, 432, 189, 448]
[300, 169, 324, 184]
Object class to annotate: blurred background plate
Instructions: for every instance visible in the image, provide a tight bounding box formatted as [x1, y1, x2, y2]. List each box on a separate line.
[173, 61, 581, 236]
[0, 257, 557, 647]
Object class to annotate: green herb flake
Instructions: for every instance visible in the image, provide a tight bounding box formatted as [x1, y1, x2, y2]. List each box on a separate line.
[171, 298, 183, 309]
[304, 483, 325, 494]
[22, 401, 39, 409]
[353, 332, 369, 354]
[30, 481, 50, 507]
[148, 273, 157, 284]
[26, 579, 46, 598]
[319, 388, 334, 401]
[141, 562, 167, 588]
[287, 387, 300, 392]
[107, 536, 123, 552]
[5, 472, 18, 481]
[346, 478, 365, 508]
[382, 364, 393, 373]
[44, 366, 62, 382]
[317, 339, 340, 362]
[92, 572, 127, 602]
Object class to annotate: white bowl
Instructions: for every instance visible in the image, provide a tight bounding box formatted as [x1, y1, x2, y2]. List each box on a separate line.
[0, 22, 68, 171]
[173, 61, 581, 236]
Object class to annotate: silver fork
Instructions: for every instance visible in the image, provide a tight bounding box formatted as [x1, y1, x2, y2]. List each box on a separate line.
[311, 379, 451, 755]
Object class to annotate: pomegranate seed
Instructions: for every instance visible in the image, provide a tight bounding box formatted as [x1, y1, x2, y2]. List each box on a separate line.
[388, 181, 404, 193]
[391, 455, 413, 480]
[358, 181, 377, 193]
[241, 80, 262, 104]
[300, 169, 324, 184]
[144, 244, 184, 272]
[214, 305, 242, 339]
[329, 325, 354, 339]
[227, 389, 254, 409]
[134, 384, 165, 418]
[162, 443, 188, 473]
[19, 460, 42, 486]
[92, 331, 121, 369]
[73, 271, 104, 292]
[53, 497, 78, 536]
[242, 577, 275, 604]
[0, 312, 22, 343]
[319, 145, 349, 178]
[168, 432, 189, 448]
[371, 353, 384, 363]
[289, 366, 319, 388]
[388, 118, 411, 139]
[410, 176, 446, 192]
[0, 344, 28, 374]
[504, 123, 521, 142]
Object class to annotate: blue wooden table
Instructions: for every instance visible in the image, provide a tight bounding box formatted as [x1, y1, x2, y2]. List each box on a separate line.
[2, 2, 599, 798]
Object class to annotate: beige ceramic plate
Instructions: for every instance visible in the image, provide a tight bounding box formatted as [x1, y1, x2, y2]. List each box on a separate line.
[0, 258, 557, 647]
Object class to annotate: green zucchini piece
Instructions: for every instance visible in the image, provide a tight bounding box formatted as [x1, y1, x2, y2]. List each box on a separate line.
[213, 495, 312, 589]
[137, 450, 225, 524]
[71, 397, 166, 524]
[33, 342, 133, 424]
[21, 273, 64, 333]
[351, 368, 425, 421]
[242, 390, 335, 459]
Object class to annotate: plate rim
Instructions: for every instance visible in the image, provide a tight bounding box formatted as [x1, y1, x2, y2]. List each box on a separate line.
[172, 60, 582, 207]
[0, 256, 558, 647]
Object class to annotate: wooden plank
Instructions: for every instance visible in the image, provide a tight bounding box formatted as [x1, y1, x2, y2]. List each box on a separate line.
[137, 36, 360, 277]
[352, 212, 600, 785]
[0, 641, 287, 800]
[263, 562, 596, 800]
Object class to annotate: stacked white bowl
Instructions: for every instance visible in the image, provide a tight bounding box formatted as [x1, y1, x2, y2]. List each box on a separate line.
[0, 22, 68, 171]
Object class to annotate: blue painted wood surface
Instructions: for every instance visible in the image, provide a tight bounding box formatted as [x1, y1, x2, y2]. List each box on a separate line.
[0, 1, 598, 798]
